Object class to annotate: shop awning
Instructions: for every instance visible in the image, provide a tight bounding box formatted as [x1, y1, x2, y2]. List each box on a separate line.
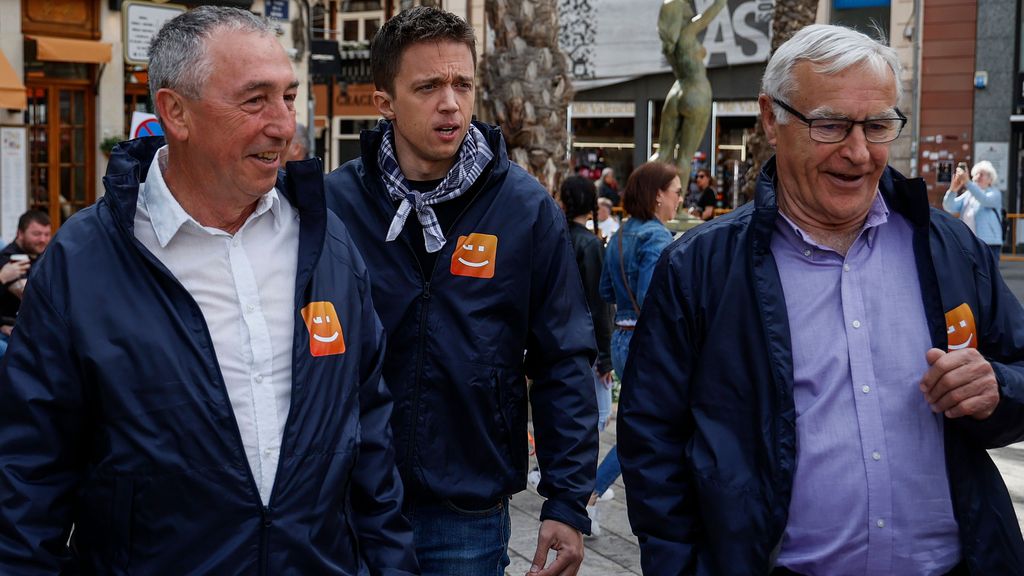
[0, 51, 26, 110]
[29, 36, 112, 64]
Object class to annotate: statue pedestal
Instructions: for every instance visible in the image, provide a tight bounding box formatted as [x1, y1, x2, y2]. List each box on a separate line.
[665, 214, 703, 235]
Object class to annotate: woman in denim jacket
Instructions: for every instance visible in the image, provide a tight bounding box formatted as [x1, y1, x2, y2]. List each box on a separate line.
[588, 161, 681, 534]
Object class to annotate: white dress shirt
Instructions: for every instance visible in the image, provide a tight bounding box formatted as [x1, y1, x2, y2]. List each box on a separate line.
[134, 146, 299, 505]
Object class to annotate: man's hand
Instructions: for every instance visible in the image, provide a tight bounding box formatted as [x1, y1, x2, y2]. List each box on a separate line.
[528, 519, 583, 576]
[0, 260, 29, 286]
[598, 371, 614, 389]
[920, 347, 999, 419]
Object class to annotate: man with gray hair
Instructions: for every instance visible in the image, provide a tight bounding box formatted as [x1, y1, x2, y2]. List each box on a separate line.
[0, 6, 417, 575]
[618, 24, 1024, 575]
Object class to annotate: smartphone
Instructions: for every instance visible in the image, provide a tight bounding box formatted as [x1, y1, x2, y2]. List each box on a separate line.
[957, 161, 969, 174]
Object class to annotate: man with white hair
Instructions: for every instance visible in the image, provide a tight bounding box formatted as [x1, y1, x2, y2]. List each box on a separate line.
[944, 160, 1004, 262]
[618, 24, 1024, 575]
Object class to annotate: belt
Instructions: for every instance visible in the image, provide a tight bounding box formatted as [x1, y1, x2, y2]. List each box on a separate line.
[615, 324, 636, 332]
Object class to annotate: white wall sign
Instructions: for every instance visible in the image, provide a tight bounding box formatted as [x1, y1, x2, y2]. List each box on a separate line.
[123, 1, 187, 65]
[0, 127, 27, 242]
[974, 141, 1010, 192]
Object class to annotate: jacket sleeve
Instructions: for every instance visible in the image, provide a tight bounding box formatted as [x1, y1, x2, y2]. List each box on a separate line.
[965, 181, 1003, 209]
[0, 264, 83, 573]
[349, 250, 419, 575]
[618, 247, 701, 573]
[952, 236, 1024, 448]
[525, 198, 599, 534]
[942, 188, 965, 214]
[581, 238, 613, 375]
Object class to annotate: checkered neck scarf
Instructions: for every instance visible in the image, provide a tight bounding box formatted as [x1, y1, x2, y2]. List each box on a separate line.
[378, 122, 493, 253]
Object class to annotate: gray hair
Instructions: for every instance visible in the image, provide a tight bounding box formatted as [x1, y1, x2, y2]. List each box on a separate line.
[971, 160, 998, 187]
[148, 6, 272, 106]
[761, 24, 902, 123]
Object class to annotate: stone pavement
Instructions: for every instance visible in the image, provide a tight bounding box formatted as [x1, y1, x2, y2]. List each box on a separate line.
[505, 260, 1024, 576]
[508, 418, 640, 576]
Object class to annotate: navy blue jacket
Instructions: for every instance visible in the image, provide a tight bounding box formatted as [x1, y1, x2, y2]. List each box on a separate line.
[619, 158, 1024, 575]
[325, 122, 598, 533]
[0, 137, 418, 575]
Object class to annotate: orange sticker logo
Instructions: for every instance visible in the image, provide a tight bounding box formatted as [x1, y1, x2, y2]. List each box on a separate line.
[945, 303, 977, 351]
[300, 301, 346, 357]
[450, 233, 498, 279]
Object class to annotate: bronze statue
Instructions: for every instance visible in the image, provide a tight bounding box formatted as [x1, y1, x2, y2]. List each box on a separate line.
[654, 0, 726, 205]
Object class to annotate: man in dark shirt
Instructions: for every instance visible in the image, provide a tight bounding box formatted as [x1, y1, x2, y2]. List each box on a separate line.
[0, 210, 51, 323]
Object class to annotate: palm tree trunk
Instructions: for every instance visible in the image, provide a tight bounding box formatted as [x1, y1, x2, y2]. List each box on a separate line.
[481, 0, 574, 193]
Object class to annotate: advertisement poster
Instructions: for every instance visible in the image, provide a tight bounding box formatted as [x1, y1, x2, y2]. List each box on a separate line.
[558, 0, 774, 89]
[0, 127, 27, 242]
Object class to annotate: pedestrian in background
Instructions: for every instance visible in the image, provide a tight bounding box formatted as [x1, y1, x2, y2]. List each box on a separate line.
[592, 161, 679, 530]
[693, 168, 718, 220]
[619, 24, 1024, 575]
[560, 176, 615, 537]
[598, 167, 621, 206]
[944, 160, 1003, 263]
[324, 6, 597, 575]
[597, 196, 620, 240]
[0, 210, 50, 356]
[0, 7, 416, 574]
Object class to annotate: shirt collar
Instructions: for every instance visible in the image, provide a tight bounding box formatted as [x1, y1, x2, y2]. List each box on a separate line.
[140, 145, 283, 247]
[777, 191, 890, 252]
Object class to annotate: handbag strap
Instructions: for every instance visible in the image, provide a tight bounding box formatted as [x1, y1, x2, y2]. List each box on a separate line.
[617, 230, 641, 316]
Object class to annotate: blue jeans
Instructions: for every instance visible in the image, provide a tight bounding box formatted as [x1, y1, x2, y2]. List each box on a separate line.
[595, 328, 633, 495]
[407, 497, 511, 576]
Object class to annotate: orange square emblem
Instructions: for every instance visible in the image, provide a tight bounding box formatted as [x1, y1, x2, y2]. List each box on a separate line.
[945, 303, 977, 351]
[300, 301, 346, 357]
[450, 233, 498, 279]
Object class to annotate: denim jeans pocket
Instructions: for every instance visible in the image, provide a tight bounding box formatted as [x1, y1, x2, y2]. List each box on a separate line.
[443, 498, 505, 518]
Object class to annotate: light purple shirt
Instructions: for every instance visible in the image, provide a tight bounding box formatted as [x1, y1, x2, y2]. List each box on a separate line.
[772, 194, 960, 575]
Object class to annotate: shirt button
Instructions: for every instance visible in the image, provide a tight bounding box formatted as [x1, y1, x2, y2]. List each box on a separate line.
[803, 249, 812, 257]
[843, 264, 851, 272]
[255, 373, 264, 383]
[265, 448, 273, 456]
[876, 519, 886, 528]
[872, 451, 881, 461]
[247, 304, 255, 313]
[862, 385, 870, 394]
[852, 320, 862, 329]
[232, 239, 240, 248]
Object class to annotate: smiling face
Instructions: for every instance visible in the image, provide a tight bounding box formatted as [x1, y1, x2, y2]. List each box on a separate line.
[374, 40, 475, 181]
[301, 301, 347, 357]
[761, 61, 897, 233]
[450, 233, 498, 278]
[945, 303, 977, 351]
[163, 29, 298, 205]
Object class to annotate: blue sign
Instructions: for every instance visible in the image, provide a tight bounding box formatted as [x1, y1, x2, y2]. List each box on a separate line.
[266, 0, 289, 20]
[834, 0, 890, 8]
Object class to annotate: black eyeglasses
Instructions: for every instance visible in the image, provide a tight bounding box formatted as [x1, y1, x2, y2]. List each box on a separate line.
[772, 98, 907, 144]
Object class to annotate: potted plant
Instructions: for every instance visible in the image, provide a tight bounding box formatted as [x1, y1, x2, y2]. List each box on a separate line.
[100, 135, 125, 158]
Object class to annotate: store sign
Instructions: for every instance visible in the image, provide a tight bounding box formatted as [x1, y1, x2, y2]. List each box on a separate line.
[265, 0, 289, 20]
[558, 0, 773, 85]
[122, 1, 186, 65]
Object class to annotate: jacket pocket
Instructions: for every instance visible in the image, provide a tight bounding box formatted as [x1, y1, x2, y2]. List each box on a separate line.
[110, 477, 134, 573]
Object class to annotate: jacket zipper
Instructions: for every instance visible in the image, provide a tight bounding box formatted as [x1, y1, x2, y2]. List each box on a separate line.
[404, 279, 431, 478]
[386, 163, 494, 482]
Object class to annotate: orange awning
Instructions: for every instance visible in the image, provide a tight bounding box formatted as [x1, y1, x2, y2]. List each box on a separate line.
[29, 35, 112, 64]
[0, 50, 26, 110]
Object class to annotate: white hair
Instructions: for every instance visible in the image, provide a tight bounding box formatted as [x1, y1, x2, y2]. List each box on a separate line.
[761, 24, 902, 123]
[971, 160, 998, 187]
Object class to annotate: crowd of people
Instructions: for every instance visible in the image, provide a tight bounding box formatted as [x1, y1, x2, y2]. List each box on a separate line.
[1, 7, 1024, 576]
